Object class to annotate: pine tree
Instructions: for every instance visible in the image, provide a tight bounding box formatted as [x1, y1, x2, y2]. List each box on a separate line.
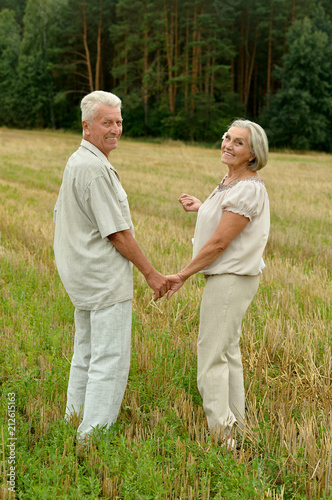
[0, 9, 20, 125]
[263, 6, 332, 151]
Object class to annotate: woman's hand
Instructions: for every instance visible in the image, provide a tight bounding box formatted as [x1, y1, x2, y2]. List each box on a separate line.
[179, 193, 202, 212]
[166, 274, 186, 299]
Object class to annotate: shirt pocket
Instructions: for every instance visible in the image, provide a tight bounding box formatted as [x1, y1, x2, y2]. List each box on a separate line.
[115, 185, 127, 202]
[115, 186, 133, 229]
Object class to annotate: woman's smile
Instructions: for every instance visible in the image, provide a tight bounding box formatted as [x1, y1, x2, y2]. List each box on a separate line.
[221, 126, 253, 169]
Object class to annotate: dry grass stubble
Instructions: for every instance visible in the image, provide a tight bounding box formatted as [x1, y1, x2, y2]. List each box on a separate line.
[0, 129, 331, 499]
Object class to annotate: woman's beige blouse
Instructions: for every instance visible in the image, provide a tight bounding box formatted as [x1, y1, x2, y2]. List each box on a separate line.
[192, 177, 270, 276]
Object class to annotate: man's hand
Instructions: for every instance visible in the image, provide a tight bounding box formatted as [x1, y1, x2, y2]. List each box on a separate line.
[108, 230, 170, 301]
[166, 274, 186, 300]
[145, 270, 170, 301]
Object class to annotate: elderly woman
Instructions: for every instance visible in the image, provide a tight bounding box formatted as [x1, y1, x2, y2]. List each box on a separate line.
[167, 119, 270, 446]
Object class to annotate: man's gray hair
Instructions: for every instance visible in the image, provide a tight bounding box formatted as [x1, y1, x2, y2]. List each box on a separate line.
[81, 91, 122, 124]
[229, 119, 269, 171]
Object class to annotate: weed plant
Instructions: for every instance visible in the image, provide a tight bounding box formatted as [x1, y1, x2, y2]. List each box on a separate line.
[0, 129, 331, 499]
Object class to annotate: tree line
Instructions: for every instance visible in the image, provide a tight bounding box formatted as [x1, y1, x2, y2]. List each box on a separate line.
[0, 0, 331, 151]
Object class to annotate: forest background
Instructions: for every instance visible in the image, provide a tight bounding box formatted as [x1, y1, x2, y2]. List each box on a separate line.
[0, 0, 332, 151]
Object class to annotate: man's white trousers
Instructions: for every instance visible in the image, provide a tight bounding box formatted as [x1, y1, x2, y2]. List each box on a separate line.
[65, 300, 132, 439]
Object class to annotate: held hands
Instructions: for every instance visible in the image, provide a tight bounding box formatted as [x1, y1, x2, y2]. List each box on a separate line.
[148, 189, 198, 300]
[147, 270, 186, 301]
[178, 193, 202, 212]
[165, 274, 185, 300]
[145, 269, 170, 301]
[148, 193, 198, 300]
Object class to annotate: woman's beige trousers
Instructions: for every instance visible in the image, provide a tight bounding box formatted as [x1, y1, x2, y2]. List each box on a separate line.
[197, 273, 259, 439]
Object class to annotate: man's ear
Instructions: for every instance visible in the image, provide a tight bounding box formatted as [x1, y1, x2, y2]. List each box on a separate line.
[82, 120, 90, 136]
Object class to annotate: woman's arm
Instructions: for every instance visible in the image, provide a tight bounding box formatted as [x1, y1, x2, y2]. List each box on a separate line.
[167, 210, 250, 299]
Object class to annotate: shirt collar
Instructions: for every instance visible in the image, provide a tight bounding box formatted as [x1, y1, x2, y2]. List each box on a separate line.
[80, 139, 118, 174]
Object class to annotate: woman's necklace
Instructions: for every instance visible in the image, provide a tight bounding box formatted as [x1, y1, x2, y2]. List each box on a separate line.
[224, 165, 249, 185]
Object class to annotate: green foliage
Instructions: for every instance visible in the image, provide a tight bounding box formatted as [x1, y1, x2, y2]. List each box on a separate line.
[0, 0, 331, 149]
[0, 9, 20, 125]
[262, 6, 332, 151]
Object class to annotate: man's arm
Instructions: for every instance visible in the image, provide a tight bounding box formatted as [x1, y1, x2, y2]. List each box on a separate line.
[108, 229, 169, 300]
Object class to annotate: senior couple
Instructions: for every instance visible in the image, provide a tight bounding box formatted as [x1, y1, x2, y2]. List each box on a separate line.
[54, 91, 270, 448]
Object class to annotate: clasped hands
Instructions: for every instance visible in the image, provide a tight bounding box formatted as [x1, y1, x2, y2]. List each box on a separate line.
[149, 271, 184, 302]
[150, 193, 201, 301]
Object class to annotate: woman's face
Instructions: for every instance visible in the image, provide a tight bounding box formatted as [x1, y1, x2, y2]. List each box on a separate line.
[221, 127, 254, 170]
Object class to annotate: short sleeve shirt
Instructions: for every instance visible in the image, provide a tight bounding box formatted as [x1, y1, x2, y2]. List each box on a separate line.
[193, 177, 270, 276]
[54, 139, 134, 310]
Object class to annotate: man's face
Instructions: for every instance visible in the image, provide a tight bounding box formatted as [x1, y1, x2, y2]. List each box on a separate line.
[83, 104, 123, 158]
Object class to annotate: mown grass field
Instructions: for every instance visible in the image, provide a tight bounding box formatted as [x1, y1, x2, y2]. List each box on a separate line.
[0, 128, 331, 500]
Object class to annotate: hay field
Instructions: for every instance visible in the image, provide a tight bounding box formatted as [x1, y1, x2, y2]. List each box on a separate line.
[0, 128, 331, 499]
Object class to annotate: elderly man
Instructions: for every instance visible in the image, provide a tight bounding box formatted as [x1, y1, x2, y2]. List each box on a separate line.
[54, 90, 168, 441]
